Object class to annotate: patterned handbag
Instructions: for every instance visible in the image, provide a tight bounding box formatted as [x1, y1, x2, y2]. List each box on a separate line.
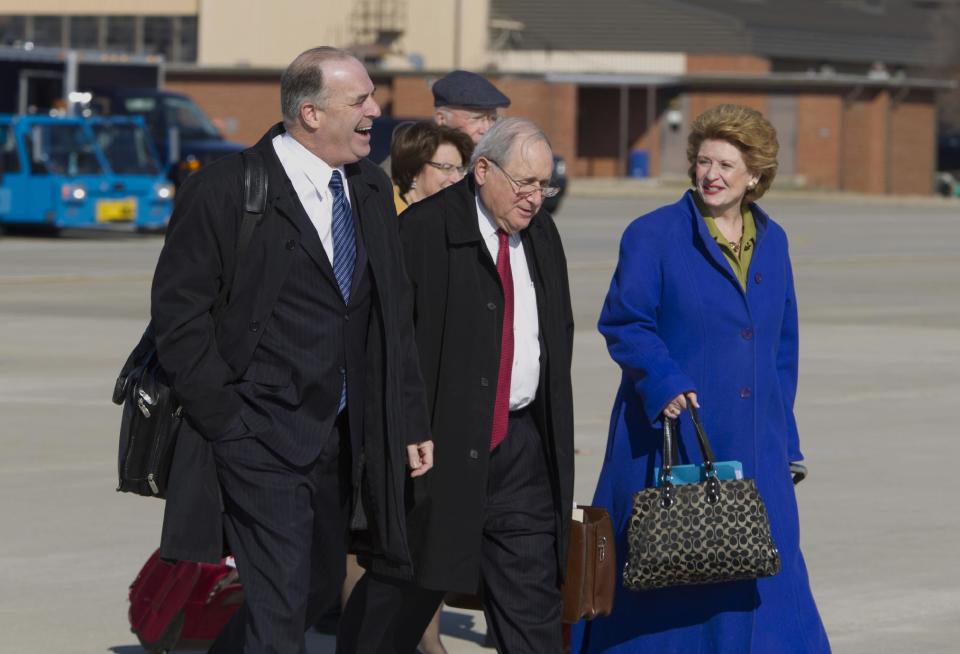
[622, 404, 781, 591]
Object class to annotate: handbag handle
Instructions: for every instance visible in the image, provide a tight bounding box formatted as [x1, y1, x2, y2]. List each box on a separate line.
[659, 402, 722, 506]
[687, 403, 718, 475]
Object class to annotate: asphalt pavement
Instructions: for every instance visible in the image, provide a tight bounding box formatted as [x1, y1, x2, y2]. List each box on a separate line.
[1, 188, 958, 653]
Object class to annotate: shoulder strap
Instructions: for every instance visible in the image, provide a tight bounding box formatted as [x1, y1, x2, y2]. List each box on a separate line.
[115, 150, 270, 402]
[217, 148, 268, 316]
[237, 148, 268, 269]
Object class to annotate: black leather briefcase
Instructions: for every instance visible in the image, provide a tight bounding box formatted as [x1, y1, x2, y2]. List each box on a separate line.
[112, 148, 268, 498]
[114, 339, 182, 498]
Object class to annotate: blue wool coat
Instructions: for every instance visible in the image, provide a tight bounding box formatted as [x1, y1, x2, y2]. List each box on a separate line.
[573, 191, 830, 653]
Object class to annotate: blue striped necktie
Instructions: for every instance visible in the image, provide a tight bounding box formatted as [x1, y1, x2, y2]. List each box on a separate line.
[329, 170, 356, 304]
[329, 170, 355, 412]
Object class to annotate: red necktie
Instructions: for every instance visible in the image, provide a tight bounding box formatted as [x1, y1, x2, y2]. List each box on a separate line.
[490, 229, 514, 451]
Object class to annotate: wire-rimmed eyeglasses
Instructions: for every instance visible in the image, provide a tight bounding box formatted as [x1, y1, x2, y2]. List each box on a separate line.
[426, 161, 467, 176]
[487, 158, 560, 199]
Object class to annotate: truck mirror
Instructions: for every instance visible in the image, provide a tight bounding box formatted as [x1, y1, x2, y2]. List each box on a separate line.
[167, 126, 180, 166]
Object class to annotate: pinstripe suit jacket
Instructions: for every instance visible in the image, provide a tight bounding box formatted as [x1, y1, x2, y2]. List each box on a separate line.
[152, 124, 429, 571]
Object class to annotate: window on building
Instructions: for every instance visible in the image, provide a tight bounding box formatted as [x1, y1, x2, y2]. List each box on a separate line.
[106, 16, 136, 53]
[32, 16, 63, 47]
[0, 16, 26, 45]
[178, 16, 198, 63]
[143, 16, 173, 59]
[69, 16, 100, 50]
[0, 14, 198, 62]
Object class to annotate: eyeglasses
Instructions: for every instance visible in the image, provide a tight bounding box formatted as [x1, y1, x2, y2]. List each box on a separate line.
[447, 108, 499, 125]
[487, 158, 560, 198]
[426, 161, 467, 176]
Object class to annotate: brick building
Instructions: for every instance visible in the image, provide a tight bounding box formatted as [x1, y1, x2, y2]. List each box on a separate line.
[2, 0, 954, 194]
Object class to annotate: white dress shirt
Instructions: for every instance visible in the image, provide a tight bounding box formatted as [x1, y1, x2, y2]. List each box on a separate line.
[272, 132, 350, 264]
[476, 196, 541, 410]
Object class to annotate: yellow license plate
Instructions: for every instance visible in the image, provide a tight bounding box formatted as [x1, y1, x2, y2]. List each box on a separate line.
[96, 198, 137, 223]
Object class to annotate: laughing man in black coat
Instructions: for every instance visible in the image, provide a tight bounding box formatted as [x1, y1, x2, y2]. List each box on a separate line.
[340, 117, 575, 653]
[150, 47, 433, 653]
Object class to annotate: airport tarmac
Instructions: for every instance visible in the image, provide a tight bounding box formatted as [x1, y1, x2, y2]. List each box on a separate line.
[1, 189, 958, 653]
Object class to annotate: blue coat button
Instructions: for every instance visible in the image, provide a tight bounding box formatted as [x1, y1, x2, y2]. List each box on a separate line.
[754, 272, 763, 284]
[739, 387, 752, 399]
[741, 328, 754, 340]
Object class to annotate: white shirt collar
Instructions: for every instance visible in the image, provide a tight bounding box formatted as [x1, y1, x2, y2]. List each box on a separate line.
[475, 194, 518, 244]
[279, 131, 347, 196]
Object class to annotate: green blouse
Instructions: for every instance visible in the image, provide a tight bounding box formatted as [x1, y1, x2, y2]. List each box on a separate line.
[695, 195, 756, 290]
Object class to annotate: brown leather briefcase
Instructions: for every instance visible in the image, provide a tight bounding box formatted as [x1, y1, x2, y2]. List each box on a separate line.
[561, 505, 615, 623]
[444, 506, 615, 624]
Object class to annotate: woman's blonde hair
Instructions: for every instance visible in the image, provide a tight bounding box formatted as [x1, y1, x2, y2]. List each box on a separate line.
[686, 104, 779, 204]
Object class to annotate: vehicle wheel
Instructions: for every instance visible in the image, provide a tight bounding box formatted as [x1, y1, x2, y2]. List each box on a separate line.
[2, 223, 61, 237]
[935, 173, 956, 197]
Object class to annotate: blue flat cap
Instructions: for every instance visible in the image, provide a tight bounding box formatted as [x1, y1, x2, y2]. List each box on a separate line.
[432, 70, 511, 109]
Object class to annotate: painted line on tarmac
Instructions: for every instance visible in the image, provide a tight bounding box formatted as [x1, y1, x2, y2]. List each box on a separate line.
[0, 273, 152, 285]
[567, 260, 618, 271]
[794, 253, 960, 266]
[0, 395, 110, 407]
[542, 254, 960, 273]
[805, 386, 957, 406]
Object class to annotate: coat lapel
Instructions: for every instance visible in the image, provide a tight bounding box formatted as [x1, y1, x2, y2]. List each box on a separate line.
[272, 188, 338, 279]
[682, 191, 745, 294]
[444, 177, 484, 244]
[346, 163, 370, 294]
[447, 177, 507, 284]
[521, 212, 549, 319]
[258, 126, 338, 286]
[350, 161, 390, 293]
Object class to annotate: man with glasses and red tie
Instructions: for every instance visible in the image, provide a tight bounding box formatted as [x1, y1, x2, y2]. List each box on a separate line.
[339, 117, 575, 653]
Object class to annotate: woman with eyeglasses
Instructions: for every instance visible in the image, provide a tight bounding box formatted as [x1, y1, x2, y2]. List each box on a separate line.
[390, 121, 474, 212]
[339, 119, 473, 654]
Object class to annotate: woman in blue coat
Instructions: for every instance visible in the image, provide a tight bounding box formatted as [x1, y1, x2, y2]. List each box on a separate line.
[573, 105, 830, 653]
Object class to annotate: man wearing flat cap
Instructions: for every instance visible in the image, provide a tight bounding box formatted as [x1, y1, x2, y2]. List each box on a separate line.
[380, 69, 509, 178]
[433, 69, 511, 144]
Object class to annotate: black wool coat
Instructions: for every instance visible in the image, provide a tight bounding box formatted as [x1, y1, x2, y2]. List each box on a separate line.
[151, 124, 429, 578]
[397, 176, 575, 593]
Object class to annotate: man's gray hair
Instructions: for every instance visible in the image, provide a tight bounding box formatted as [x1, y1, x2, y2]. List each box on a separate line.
[470, 117, 552, 169]
[280, 47, 353, 125]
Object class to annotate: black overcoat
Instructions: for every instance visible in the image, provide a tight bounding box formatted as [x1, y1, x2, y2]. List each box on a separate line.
[397, 176, 575, 593]
[151, 124, 429, 579]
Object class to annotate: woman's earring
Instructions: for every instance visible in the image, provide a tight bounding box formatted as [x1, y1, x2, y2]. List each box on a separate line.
[410, 180, 417, 189]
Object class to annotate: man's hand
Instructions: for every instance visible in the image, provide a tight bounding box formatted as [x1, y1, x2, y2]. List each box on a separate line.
[407, 440, 434, 478]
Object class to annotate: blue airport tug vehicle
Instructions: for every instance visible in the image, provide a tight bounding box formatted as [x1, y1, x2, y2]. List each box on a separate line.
[0, 114, 174, 232]
[89, 116, 175, 230]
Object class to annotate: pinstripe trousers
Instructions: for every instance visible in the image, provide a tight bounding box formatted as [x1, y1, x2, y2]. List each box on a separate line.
[208, 414, 351, 654]
[338, 409, 563, 653]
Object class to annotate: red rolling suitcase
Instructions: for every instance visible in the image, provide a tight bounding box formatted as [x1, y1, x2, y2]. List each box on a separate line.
[128, 549, 243, 653]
